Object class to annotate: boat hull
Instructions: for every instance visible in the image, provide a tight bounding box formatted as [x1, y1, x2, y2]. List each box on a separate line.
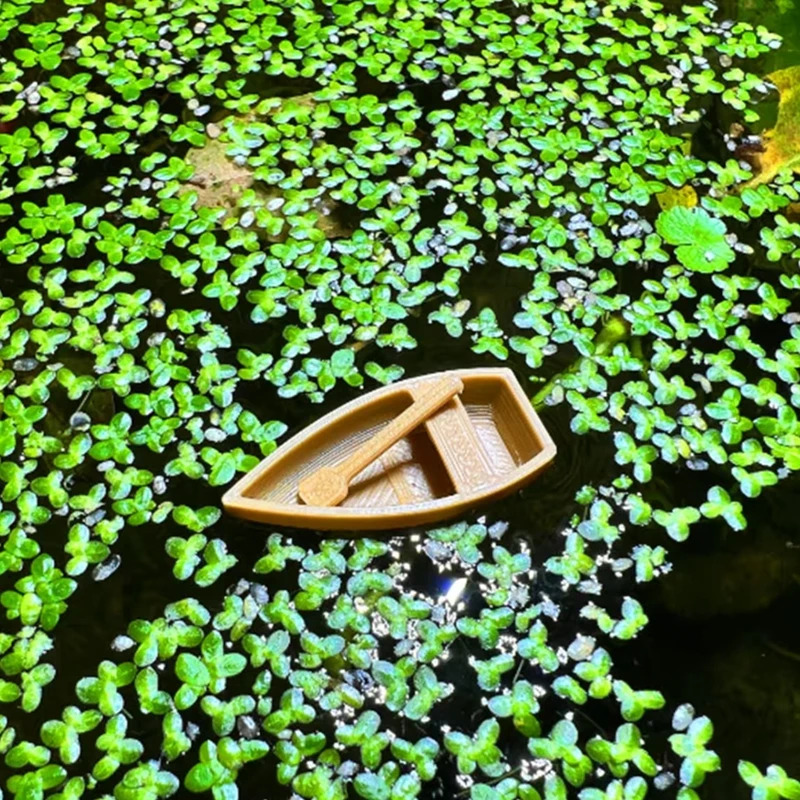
[222, 368, 556, 531]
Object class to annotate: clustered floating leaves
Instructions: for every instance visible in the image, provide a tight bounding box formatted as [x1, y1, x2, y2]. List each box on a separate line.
[1, 0, 800, 797]
[0, 524, 732, 800]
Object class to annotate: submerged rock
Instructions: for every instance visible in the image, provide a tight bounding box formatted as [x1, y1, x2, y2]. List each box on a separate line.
[181, 95, 350, 243]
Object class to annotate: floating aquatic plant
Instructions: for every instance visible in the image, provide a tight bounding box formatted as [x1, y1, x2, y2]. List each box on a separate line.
[1, 0, 800, 797]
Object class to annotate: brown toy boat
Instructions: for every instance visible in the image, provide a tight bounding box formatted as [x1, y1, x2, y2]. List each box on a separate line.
[222, 368, 556, 531]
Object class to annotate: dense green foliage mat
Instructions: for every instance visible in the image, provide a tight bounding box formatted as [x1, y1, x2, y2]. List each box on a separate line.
[1, 0, 800, 798]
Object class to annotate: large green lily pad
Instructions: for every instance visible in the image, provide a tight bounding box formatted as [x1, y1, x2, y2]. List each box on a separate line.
[655, 206, 735, 272]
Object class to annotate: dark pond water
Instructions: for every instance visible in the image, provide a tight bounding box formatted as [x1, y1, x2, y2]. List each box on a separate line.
[3, 0, 800, 798]
[10, 314, 800, 800]
[640, 4, 800, 793]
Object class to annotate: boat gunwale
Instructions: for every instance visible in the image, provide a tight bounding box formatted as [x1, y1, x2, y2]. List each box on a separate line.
[222, 367, 557, 530]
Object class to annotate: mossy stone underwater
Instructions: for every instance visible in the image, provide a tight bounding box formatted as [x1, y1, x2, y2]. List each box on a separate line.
[1, 0, 800, 798]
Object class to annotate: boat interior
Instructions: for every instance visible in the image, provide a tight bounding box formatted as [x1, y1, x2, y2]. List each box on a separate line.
[240, 377, 547, 509]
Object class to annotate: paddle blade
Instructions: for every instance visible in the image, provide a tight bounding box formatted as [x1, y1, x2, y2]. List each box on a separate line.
[297, 466, 349, 507]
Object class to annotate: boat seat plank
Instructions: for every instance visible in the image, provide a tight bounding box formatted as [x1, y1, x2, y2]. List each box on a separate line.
[380, 442, 418, 505]
[421, 396, 495, 493]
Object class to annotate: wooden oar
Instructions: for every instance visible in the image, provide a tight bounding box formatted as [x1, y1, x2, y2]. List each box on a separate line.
[297, 376, 464, 507]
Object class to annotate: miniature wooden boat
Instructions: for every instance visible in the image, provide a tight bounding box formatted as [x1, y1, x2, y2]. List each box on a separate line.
[222, 368, 557, 531]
